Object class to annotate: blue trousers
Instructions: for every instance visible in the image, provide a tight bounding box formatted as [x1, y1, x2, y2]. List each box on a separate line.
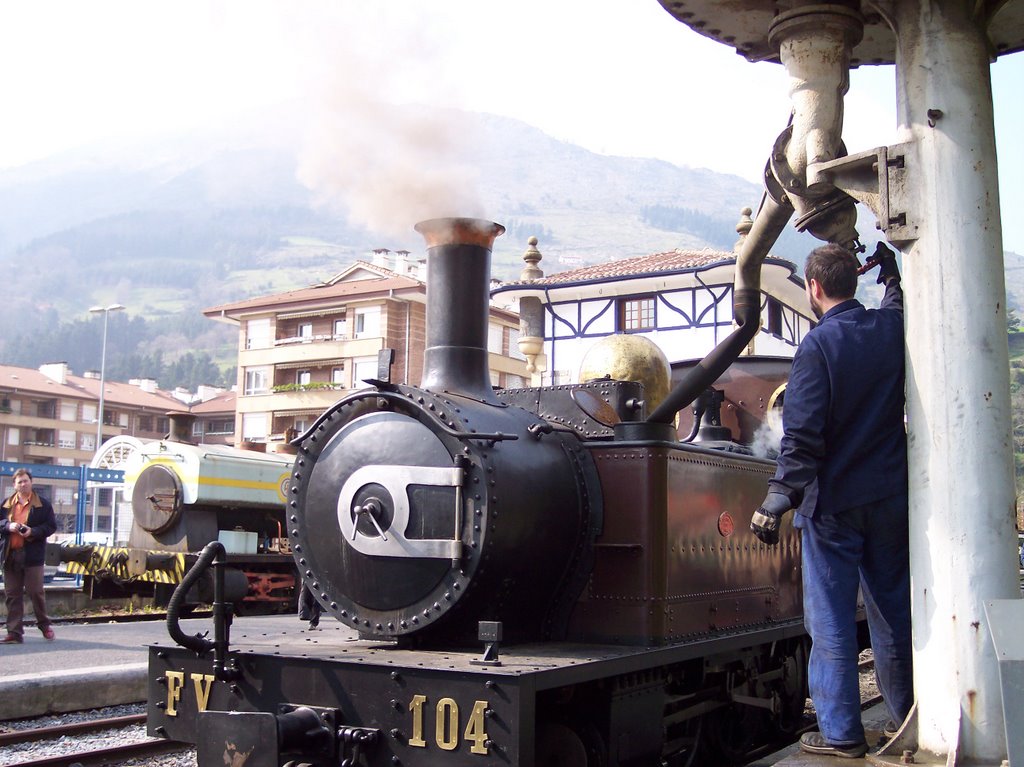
[794, 494, 914, 745]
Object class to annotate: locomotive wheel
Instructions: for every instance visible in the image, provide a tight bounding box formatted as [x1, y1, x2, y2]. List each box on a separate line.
[704, 704, 762, 764]
[663, 716, 703, 767]
[536, 722, 605, 767]
[776, 639, 809, 734]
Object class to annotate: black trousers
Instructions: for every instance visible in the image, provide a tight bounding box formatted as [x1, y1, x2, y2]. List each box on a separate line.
[298, 584, 322, 626]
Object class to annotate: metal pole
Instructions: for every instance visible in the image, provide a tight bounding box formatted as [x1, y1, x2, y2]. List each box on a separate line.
[89, 303, 123, 535]
[895, 0, 1018, 760]
[95, 309, 109, 460]
[93, 311, 109, 534]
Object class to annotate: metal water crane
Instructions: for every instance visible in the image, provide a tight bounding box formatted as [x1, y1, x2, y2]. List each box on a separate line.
[654, 0, 1024, 762]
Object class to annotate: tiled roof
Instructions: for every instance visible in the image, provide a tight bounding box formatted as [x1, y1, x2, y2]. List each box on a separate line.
[191, 390, 236, 414]
[205, 263, 424, 317]
[500, 249, 734, 287]
[0, 364, 188, 412]
[0, 366, 86, 399]
[68, 377, 189, 412]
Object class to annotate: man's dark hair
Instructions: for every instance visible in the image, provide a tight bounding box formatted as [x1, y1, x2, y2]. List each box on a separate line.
[12, 468, 31, 481]
[804, 244, 859, 299]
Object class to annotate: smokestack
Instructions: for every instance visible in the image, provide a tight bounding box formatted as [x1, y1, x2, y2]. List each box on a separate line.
[414, 217, 505, 402]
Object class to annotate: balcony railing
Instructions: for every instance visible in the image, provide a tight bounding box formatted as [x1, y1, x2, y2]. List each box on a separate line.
[272, 382, 347, 393]
[275, 333, 349, 346]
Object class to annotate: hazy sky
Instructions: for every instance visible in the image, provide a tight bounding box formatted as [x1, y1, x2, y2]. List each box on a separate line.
[0, 0, 1020, 251]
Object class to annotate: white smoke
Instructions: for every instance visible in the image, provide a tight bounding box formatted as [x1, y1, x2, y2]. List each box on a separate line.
[749, 417, 784, 460]
[291, 3, 487, 240]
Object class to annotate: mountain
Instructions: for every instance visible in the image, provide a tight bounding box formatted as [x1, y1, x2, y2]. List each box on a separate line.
[0, 105, 1016, 376]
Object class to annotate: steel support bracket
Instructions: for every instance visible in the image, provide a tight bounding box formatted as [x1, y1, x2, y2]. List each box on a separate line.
[808, 142, 918, 246]
[984, 598, 1024, 766]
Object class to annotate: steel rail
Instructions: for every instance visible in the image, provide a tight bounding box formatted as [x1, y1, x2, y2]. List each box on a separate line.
[0, 737, 188, 767]
[0, 713, 147, 746]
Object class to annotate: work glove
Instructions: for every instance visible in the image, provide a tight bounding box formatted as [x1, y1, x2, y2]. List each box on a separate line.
[873, 242, 901, 286]
[750, 491, 793, 546]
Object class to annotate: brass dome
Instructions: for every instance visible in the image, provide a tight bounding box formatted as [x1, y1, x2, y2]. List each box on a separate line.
[578, 334, 672, 414]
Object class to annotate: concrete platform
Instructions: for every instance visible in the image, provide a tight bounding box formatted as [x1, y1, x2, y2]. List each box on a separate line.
[0, 613, 311, 720]
[749, 703, 897, 767]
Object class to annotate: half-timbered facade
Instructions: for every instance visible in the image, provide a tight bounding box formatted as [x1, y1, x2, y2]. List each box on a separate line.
[492, 244, 813, 386]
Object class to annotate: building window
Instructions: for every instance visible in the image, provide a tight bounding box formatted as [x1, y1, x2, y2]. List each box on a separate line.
[82, 403, 97, 424]
[192, 421, 204, 436]
[58, 430, 76, 449]
[333, 318, 347, 338]
[242, 413, 268, 441]
[207, 419, 234, 435]
[331, 367, 345, 385]
[60, 402, 77, 421]
[157, 417, 169, 434]
[488, 324, 504, 354]
[244, 368, 270, 395]
[138, 415, 154, 432]
[508, 327, 525, 361]
[619, 296, 656, 332]
[245, 318, 271, 350]
[353, 357, 377, 387]
[81, 433, 96, 451]
[294, 419, 308, 433]
[766, 298, 783, 338]
[7, 428, 18, 446]
[296, 370, 311, 386]
[505, 374, 525, 389]
[298, 322, 313, 339]
[354, 306, 381, 339]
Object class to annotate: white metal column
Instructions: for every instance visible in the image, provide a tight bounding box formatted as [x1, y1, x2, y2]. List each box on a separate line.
[895, 0, 1019, 760]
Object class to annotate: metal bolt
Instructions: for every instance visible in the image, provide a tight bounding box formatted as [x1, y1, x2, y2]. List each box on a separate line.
[901, 750, 915, 764]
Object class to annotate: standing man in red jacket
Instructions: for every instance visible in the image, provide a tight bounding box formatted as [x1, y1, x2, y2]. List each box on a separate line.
[1, 468, 57, 643]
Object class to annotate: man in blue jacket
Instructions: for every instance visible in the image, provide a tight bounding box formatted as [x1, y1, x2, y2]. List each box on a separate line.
[1, 468, 58, 643]
[751, 242, 912, 757]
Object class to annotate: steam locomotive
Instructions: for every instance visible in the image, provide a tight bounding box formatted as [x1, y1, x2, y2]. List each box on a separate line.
[147, 217, 822, 767]
[60, 431, 297, 613]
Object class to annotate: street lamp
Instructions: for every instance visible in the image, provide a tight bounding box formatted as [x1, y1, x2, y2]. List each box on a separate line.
[90, 303, 124, 534]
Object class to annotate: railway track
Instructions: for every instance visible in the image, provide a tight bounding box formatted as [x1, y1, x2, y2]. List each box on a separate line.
[0, 711, 188, 767]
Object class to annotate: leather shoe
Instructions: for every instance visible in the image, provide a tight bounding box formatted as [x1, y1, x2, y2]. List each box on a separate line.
[799, 732, 868, 758]
[1, 634, 22, 644]
[41, 627, 55, 641]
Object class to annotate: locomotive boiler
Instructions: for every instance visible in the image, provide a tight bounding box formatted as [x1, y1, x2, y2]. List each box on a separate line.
[147, 217, 817, 767]
[61, 427, 297, 613]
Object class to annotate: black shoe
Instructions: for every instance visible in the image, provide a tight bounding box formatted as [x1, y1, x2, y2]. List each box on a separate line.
[799, 732, 868, 758]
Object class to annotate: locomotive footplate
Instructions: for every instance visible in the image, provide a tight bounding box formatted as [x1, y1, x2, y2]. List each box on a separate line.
[148, 617, 808, 767]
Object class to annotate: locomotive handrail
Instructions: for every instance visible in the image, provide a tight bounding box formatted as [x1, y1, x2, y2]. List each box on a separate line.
[166, 541, 241, 680]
